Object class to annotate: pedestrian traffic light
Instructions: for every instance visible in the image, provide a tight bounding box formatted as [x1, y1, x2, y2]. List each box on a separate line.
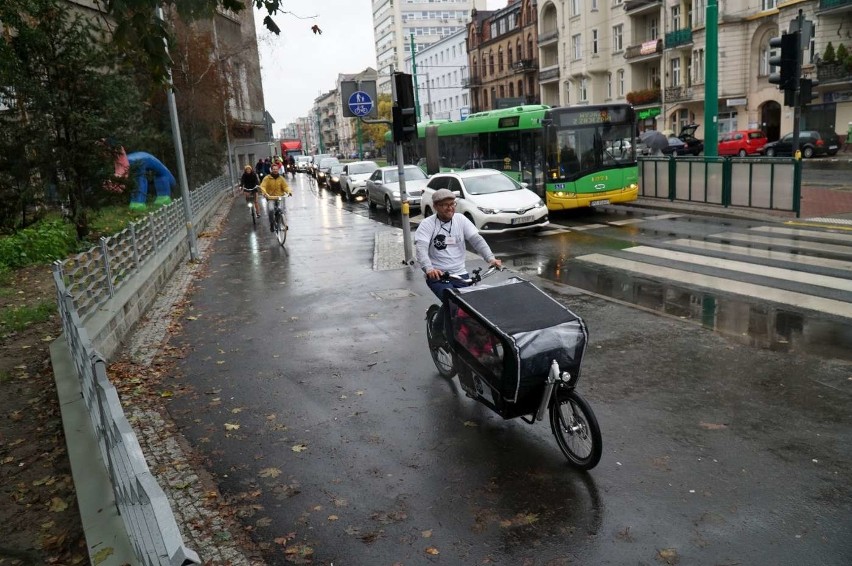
[768, 33, 799, 93]
[799, 78, 819, 106]
[392, 72, 418, 144]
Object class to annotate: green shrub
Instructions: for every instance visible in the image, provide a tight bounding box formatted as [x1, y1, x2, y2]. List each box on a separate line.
[823, 42, 836, 63]
[0, 220, 77, 269]
[836, 43, 849, 62]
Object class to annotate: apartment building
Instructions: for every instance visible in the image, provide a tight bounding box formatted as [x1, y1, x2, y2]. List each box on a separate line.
[404, 29, 472, 120]
[314, 90, 340, 155]
[373, 0, 488, 93]
[466, 0, 541, 113]
[538, 0, 852, 139]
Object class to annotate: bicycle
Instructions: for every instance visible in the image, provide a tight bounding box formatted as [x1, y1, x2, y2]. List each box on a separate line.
[243, 186, 260, 227]
[267, 195, 289, 246]
[425, 265, 602, 470]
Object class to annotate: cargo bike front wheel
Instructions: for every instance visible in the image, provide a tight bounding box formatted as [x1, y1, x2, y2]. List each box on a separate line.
[550, 386, 602, 470]
[426, 304, 456, 378]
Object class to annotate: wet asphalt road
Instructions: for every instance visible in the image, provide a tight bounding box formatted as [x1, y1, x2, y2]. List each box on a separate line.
[167, 175, 851, 565]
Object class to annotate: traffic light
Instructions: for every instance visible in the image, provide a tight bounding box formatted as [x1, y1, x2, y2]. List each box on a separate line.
[799, 78, 819, 106]
[392, 72, 417, 144]
[768, 33, 799, 93]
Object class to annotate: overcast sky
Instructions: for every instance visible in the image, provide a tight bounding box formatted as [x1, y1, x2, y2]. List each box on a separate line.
[254, 0, 503, 128]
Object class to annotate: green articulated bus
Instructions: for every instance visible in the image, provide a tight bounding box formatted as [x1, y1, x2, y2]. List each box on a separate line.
[384, 104, 639, 211]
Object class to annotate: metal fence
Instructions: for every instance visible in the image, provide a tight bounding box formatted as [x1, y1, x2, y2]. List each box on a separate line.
[55, 176, 230, 321]
[50, 176, 231, 565]
[638, 156, 802, 216]
[53, 279, 201, 565]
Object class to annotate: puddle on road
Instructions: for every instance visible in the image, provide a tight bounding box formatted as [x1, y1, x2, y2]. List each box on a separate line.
[531, 260, 852, 361]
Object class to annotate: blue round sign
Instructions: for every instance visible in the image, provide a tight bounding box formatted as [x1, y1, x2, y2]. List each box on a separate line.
[348, 91, 373, 117]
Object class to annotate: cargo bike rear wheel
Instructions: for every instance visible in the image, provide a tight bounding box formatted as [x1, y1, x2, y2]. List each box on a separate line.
[550, 386, 602, 470]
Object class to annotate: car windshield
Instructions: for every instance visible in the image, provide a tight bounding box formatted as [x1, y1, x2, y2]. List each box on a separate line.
[463, 173, 521, 195]
[331, 165, 345, 174]
[319, 158, 339, 168]
[385, 166, 427, 184]
[296, 156, 311, 163]
[349, 163, 377, 175]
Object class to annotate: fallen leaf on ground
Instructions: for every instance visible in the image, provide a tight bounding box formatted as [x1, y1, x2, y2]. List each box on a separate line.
[425, 547, 440, 555]
[256, 517, 272, 527]
[657, 548, 679, 564]
[231, 407, 243, 413]
[463, 420, 478, 427]
[422, 529, 432, 538]
[224, 422, 240, 430]
[328, 515, 339, 521]
[49, 497, 68, 512]
[92, 547, 114, 565]
[258, 467, 282, 478]
[291, 444, 307, 453]
[698, 422, 728, 430]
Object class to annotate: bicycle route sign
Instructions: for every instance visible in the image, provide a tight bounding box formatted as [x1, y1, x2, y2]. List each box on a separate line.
[348, 91, 374, 117]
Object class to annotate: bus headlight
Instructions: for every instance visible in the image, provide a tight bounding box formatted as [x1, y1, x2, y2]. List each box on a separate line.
[628, 183, 638, 191]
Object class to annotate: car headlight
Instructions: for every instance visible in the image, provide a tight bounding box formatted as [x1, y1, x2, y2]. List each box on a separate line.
[477, 206, 498, 215]
[318, 172, 325, 178]
[537, 199, 545, 207]
[331, 176, 339, 183]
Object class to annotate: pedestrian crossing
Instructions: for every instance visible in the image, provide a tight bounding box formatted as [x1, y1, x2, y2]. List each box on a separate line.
[573, 223, 852, 319]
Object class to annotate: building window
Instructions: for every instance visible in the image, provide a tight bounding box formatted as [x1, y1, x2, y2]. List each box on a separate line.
[508, 46, 513, 67]
[579, 78, 588, 102]
[607, 73, 612, 99]
[694, 0, 705, 26]
[517, 39, 522, 60]
[591, 0, 598, 9]
[498, 47, 504, 72]
[618, 69, 625, 96]
[693, 49, 704, 83]
[613, 25, 623, 52]
[650, 66, 660, 88]
[671, 6, 680, 30]
[571, 0, 580, 16]
[686, 56, 693, 87]
[671, 57, 681, 87]
[489, 52, 495, 74]
[509, 82, 514, 97]
[490, 87, 496, 108]
[518, 80, 523, 95]
[572, 34, 582, 60]
[499, 85, 505, 98]
[649, 17, 658, 39]
[592, 29, 599, 55]
[761, 0, 776, 10]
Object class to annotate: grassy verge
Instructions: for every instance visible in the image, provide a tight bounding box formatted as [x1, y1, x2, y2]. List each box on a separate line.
[0, 300, 55, 333]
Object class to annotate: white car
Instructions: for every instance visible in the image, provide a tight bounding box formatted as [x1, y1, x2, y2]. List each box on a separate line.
[421, 169, 548, 234]
[294, 155, 312, 171]
[339, 160, 378, 201]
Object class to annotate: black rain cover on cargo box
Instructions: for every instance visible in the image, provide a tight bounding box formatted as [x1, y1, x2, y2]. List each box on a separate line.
[448, 278, 588, 404]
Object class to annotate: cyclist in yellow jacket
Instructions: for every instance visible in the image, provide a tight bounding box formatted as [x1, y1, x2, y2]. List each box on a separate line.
[260, 164, 291, 231]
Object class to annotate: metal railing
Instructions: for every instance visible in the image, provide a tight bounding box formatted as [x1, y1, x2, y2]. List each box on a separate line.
[50, 174, 231, 564]
[55, 176, 229, 321]
[638, 156, 801, 216]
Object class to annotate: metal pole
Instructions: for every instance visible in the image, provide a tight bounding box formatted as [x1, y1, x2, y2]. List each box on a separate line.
[704, 0, 719, 157]
[391, 73, 413, 264]
[158, 6, 198, 260]
[315, 110, 325, 153]
[424, 73, 433, 121]
[791, 10, 804, 160]
[410, 34, 421, 122]
[357, 119, 363, 158]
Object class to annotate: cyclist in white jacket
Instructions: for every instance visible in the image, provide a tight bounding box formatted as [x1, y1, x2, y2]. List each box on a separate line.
[415, 188, 502, 300]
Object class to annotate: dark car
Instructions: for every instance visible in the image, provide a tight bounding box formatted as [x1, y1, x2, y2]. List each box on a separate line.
[677, 124, 703, 155]
[661, 136, 689, 156]
[759, 130, 840, 158]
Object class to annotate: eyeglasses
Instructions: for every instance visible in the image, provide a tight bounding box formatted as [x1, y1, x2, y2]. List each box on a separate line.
[436, 201, 457, 208]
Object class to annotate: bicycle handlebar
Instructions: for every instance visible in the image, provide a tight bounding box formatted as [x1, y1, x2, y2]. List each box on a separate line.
[440, 265, 503, 285]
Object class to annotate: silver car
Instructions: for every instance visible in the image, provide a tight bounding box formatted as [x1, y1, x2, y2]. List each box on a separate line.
[366, 165, 429, 214]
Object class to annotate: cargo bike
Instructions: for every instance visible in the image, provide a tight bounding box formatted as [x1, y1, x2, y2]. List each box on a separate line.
[426, 268, 602, 470]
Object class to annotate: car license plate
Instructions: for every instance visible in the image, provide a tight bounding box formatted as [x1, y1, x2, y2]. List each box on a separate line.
[829, 145, 837, 150]
[590, 199, 610, 207]
[511, 215, 533, 225]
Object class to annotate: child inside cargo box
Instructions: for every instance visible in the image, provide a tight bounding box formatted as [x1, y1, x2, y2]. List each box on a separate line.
[454, 308, 503, 376]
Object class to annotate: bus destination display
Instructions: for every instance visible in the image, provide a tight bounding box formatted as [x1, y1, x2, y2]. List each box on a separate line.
[557, 107, 629, 127]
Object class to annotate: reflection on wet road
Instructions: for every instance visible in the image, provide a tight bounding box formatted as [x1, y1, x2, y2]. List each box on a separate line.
[313, 172, 852, 359]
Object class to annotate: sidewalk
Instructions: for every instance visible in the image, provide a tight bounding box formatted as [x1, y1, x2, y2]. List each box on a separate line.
[79, 180, 852, 564]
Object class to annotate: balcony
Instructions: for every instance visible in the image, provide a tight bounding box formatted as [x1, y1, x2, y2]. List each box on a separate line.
[538, 29, 559, 46]
[624, 39, 663, 60]
[512, 59, 538, 73]
[462, 75, 482, 87]
[665, 28, 693, 49]
[626, 88, 661, 105]
[539, 66, 560, 83]
[665, 85, 693, 102]
[816, 62, 852, 85]
[624, 0, 662, 15]
[819, 0, 852, 12]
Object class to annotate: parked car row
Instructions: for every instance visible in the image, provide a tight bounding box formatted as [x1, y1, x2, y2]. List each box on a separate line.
[635, 126, 840, 158]
[314, 162, 549, 234]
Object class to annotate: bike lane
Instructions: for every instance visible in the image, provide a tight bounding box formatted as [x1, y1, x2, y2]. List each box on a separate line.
[165, 176, 851, 565]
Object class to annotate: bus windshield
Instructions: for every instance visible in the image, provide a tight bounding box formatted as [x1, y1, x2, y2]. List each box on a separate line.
[544, 110, 635, 182]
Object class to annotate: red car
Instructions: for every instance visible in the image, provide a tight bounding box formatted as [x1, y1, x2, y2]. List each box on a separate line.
[718, 129, 768, 156]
